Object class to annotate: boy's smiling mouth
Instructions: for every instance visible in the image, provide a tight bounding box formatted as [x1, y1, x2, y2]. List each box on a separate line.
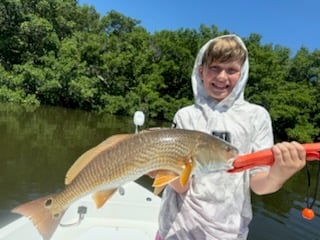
[212, 82, 230, 91]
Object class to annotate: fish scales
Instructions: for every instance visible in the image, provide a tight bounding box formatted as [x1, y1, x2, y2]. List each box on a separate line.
[67, 130, 195, 191]
[131, 130, 194, 170]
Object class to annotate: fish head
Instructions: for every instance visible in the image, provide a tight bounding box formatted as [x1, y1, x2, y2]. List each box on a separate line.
[193, 135, 238, 174]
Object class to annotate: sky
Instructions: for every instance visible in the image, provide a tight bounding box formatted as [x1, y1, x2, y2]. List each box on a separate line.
[78, 0, 319, 55]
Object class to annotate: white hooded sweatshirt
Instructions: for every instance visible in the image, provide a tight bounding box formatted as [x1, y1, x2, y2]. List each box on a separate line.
[158, 35, 274, 240]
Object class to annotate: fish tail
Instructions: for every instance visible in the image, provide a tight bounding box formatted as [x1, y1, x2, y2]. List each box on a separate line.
[12, 194, 66, 240]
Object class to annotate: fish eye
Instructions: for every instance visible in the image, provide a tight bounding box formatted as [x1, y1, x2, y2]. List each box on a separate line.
[225, 146, 232, 152]
[44, 199, 52, 207]
[226, 145, 236, 153]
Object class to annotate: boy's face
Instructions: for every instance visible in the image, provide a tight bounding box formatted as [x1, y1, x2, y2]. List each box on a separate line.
[199, 60, 242, 101]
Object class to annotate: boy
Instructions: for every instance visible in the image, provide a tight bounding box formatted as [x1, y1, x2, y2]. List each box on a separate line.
[156, 34, 306, 239]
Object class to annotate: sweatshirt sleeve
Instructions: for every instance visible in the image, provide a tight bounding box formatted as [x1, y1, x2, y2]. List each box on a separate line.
[249, 106, 274, 175]
[172, 110, 183, 129]
[251, 106, 274, 152]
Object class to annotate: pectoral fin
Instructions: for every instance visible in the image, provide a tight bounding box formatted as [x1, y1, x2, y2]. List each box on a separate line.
[153, 186, 166, 195]
[92, 189, 117, 209]
[152, 171, 179, 187]
[151, 160, 193, 193]
[179, 161, 192, 186]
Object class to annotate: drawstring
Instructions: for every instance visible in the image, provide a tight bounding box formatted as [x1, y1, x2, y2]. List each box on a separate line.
[306, 161, 320, 208]
[303, 161, 320, 220]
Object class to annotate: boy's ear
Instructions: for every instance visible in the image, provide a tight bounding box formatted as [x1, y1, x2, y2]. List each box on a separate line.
[198, 65, 203, 77]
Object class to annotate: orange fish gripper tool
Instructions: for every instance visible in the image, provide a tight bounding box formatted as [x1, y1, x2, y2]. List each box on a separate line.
[229, 142, 320, 220]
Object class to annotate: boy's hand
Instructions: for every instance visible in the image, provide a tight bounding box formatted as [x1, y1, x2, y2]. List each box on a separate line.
[269, 141, 306, 185]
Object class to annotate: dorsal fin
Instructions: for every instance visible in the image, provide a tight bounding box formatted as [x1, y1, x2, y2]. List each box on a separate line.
[65, 134, 133, 185]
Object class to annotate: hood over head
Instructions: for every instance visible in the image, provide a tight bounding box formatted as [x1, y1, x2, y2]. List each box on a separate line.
[191, 34, 249, 112]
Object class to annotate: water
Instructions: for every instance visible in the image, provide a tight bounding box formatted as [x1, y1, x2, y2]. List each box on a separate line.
[0, 104, 319, 239]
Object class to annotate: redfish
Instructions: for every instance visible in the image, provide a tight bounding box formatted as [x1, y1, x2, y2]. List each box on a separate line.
[12, 128, 238, 239]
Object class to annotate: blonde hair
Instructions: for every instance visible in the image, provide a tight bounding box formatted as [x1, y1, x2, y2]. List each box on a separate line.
[201, 36, 247, 66]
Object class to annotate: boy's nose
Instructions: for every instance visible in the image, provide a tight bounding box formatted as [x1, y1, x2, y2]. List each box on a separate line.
[217, 69, 228, 79]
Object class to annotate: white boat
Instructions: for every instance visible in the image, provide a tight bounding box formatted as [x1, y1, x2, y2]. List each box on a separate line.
[0, 181, 161, 240]
[0, 111, 161, 240]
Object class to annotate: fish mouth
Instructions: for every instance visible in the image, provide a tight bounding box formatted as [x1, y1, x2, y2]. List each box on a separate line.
[226, 157, 236, 170]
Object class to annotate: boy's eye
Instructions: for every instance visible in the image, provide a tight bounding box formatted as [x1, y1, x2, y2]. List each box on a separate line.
[208, 66, 239, 75]
[226, 69, 238, 74]
[209, 66, 221, 72]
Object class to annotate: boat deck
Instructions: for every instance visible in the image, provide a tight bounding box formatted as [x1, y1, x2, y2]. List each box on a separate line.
[0, 182, 161, 240]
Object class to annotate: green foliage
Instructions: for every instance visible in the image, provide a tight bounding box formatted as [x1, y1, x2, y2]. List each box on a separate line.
[0, 0, 319, 142]
[0, 85, 39, 106]
[100, 94, 127, 115]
